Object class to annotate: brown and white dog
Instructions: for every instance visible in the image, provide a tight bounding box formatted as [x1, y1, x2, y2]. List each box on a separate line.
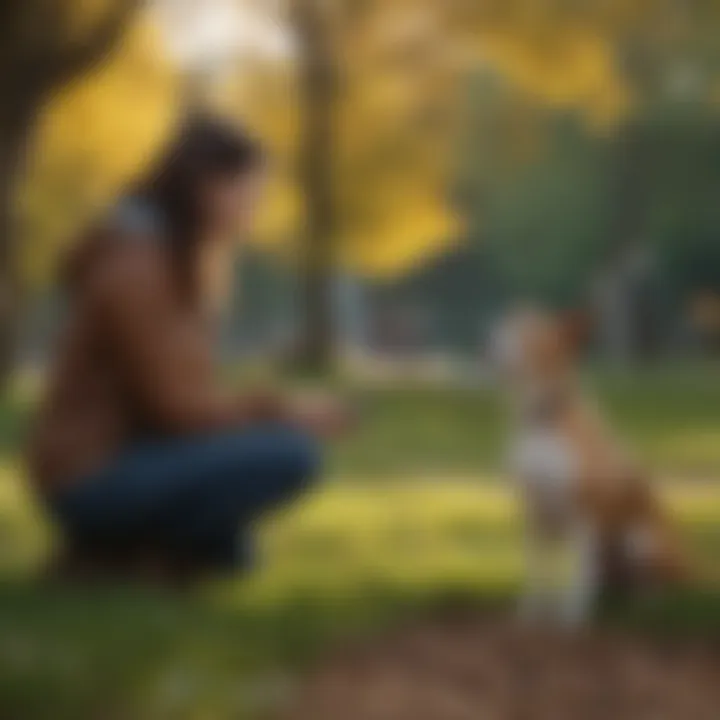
[490, 308, 686, 627]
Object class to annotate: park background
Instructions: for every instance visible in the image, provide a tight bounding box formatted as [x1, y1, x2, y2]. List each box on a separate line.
[0, 0, 719, 718]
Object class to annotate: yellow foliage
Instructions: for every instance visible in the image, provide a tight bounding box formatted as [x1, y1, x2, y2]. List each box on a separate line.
[344, 198, 462, 277]
[228, 1, 634, 278]
[475, 24, 630, 130]
[217, 0, 462, 279]
[17, 0, 644, 286]
[21, 15, 179, 288]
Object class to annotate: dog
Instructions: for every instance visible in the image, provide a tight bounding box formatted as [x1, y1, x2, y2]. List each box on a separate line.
[489, 308, 686, 627]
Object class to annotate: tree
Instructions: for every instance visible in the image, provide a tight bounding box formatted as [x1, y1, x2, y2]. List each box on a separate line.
[227, 0, 647, 371]
[217, 0, 720, 371]
[22, 17, 176, 292]
[460, 96, 611, 306]
[225, 0, 461, 371]
[0, 0, 142, 389]
[291, 0, 338, 371]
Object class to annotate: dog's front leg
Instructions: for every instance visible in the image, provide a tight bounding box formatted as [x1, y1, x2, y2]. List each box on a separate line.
[517, 518, 555, 625]
[560, 521, 600, 628]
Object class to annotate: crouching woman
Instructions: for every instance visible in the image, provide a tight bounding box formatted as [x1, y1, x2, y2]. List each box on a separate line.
[27, 116, 345, 583]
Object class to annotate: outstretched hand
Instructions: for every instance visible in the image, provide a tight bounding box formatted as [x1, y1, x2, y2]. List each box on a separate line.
[290, 392, 357, 440]
[238, 389, 357, 439]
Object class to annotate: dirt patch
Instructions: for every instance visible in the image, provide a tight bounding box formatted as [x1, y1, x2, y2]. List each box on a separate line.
[279, 616, 720, 720]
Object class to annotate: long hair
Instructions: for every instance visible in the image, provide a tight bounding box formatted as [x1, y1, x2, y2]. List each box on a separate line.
[134, 114, 264, 303]
[61, 115, 263, 304]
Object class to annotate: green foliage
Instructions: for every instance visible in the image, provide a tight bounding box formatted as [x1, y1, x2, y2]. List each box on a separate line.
[458, 72, 720, 307]
[641, 103, 720, 295]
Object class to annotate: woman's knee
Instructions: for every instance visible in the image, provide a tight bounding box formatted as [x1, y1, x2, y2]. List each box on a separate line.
[279, 429, 323, 489]
[214, 425, 322, 504]
[233, 428, 322, 515]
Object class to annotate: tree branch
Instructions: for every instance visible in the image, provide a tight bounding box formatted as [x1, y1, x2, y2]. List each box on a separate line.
[43, 0, 143, 88]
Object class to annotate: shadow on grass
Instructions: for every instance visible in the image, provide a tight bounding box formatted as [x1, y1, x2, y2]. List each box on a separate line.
[0, 572, 717, 719]
[0, 576, 515, 720]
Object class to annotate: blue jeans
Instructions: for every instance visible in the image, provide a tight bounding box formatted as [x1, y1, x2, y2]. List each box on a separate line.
[50, 425, 321, 572]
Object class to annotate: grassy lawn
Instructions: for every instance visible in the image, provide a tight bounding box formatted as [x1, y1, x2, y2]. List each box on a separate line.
[327, 363, 720, 477]
[1, 477, 719, 719]
[0, 365, 719, 718]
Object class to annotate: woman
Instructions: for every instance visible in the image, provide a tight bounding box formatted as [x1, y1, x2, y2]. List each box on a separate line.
[28, 115, 342, 582]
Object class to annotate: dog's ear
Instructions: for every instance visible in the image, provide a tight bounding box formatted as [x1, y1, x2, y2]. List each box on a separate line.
[561, 309, 594, 353]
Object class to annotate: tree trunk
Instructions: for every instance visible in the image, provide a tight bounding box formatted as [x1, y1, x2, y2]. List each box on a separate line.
[293, 0, 338, 374]
[0, 120, 29, 395]
[0, 0, 142, 394]
[595, 118, 650, 366]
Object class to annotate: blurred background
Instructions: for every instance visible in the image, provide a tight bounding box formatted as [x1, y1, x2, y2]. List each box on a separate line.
[0, 1, 719, 718]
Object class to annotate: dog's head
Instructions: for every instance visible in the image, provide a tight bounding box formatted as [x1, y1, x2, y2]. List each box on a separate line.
[488, 307, 593, 389]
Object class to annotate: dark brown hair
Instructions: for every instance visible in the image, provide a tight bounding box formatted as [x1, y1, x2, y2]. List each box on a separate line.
[135, 113, 264, 301]
[62, 115, 263, 302]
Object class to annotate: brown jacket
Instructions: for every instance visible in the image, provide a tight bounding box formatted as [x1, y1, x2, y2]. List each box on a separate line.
[27, 228, 242, 495]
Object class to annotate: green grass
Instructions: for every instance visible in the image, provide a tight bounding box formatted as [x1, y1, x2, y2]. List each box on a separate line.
[0, 477, 719, 719]
[0, 365, 719, 718]
[327, 364, 720, 477]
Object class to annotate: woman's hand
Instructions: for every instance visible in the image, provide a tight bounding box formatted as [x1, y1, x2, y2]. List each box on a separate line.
[236, 390, 356, 439]
[290, 393, 356, 440]
[237, 391, 289, 423]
